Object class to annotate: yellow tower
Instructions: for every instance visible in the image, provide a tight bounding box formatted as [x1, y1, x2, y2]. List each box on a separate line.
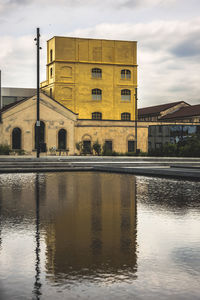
[41, 36, 137, 121]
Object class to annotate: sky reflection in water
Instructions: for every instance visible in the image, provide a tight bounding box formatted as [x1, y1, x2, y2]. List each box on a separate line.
[0, 172, 200, 299]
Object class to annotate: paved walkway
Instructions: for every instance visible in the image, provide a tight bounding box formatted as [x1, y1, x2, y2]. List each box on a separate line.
[0, 156, 200, 180]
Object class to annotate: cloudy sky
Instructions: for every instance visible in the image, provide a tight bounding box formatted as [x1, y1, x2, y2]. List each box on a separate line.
[0, 0, 200, 107]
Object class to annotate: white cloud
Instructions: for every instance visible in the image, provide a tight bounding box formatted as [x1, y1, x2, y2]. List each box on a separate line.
[0, 2, 200, 107]
[68, 19, 200, 106]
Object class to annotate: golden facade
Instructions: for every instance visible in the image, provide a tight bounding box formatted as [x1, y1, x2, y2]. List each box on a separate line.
[41, 37, 137, 121]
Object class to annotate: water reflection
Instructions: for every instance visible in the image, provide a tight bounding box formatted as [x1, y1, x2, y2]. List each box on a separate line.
[44, 173, 137, 283]
[1, 173, 200, 299]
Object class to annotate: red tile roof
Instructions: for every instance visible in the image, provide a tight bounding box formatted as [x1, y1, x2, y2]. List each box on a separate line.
[161, 104, 200, 120]
[138, 101, 189, 116]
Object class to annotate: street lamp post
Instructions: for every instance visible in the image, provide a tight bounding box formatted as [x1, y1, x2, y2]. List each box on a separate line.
[35, 28, 41, 158]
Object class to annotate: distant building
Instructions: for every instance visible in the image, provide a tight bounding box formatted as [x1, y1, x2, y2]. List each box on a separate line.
[1, 87, 36, 107]
[138, 101, 200, 150]
[160, 104, 200, 123]
[138, 101, 189, 121]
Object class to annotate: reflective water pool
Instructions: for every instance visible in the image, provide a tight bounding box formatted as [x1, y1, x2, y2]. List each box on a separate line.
[0, 172, 200, 299]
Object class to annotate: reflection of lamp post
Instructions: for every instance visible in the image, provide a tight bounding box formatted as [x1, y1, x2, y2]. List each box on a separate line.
[34, 28, 41, 158]
[33, 173, 42, 298]
[134, 87, 138, 153]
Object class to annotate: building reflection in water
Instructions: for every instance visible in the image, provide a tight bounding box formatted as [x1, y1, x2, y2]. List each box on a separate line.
[44, 172, 137, 283]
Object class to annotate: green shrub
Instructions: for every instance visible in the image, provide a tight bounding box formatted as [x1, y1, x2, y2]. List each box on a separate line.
[0, 144, 11, 155]
[75, 141, 83, 155]
[15, 149, 26, 155]
[93, 140, 102, 156]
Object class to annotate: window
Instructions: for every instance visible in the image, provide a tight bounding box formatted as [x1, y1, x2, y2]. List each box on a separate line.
[58, 129, 67, 150]
[50, 49, 53, 62]
[121, 112, 131, 121]
[92, 89, 102, 100]
[128, 140, 135, 152]
[121, 89, 131, 101]
[155, 143, 162, 149]
[104, 140, 112, 152]
[92, 68, 102, 78]
[83, 140, 92, 154]
[121, 69, 131, 79]
[50, 67, 53, 77]
[35, 121, 45, 151]
[92, 112, 102, 120]
[50, 88, 52, 98]
[12, 128, 21, 150]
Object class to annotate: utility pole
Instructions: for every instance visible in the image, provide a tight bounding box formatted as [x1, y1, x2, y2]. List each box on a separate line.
[134, 87, 138, 153]
[34, 28, 41, 158]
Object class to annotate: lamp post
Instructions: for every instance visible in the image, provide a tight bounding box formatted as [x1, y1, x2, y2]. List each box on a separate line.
[34, 28, 41, 158]
[134, 87, 138, 153]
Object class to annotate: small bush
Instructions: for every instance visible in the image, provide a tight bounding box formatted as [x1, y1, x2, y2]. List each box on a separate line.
[75, 141, 83, 155]
[93, 140, 102, 156]
[0, 144, 11, 155]
[15, 149, 26, 155]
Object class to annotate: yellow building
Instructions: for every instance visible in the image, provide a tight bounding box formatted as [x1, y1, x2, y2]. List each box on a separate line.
[41, 36, 137, 121]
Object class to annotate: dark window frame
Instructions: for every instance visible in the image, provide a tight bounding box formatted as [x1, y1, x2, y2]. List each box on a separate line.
[58, 129, 67, 150]
[121, 69, 131, 80]
[83, 140, 92, 154]
[92, 68, 102, 78]
[12, 127, 22, 150]
[121, 112, 131, 121]
[50, 49, 53, 62]
[92, 88, 102, 100]
[104, 140, 113, 152]
[92, 112, 102, 120]
[35, 121, 45, 151]
[128, 140, 135, 152]
[121, 89, 131, 101]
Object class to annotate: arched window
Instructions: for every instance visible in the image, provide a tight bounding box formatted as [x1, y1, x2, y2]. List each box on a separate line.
[35, 121, 45, 150]
[92, 89, 102, 100]
[121, 89, 131, 101]
[50, 67, 53, 77]
[50, 49, 53, 62]
[58, 129, 67, 150]
[92, 112, 102, 120]
[50, 88, 52, 98]
[121, 69, 131, 79]
[92, 68, 102, 78]
[12, 127, 21, 150]
[121, 112, 131, 121]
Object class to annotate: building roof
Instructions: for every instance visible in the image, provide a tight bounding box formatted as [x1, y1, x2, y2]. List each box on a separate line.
[138, 101, 189, 116]
[0, 98, 28, 113]
[161, 104, 200, 120]
[0, 92, 78, 116]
